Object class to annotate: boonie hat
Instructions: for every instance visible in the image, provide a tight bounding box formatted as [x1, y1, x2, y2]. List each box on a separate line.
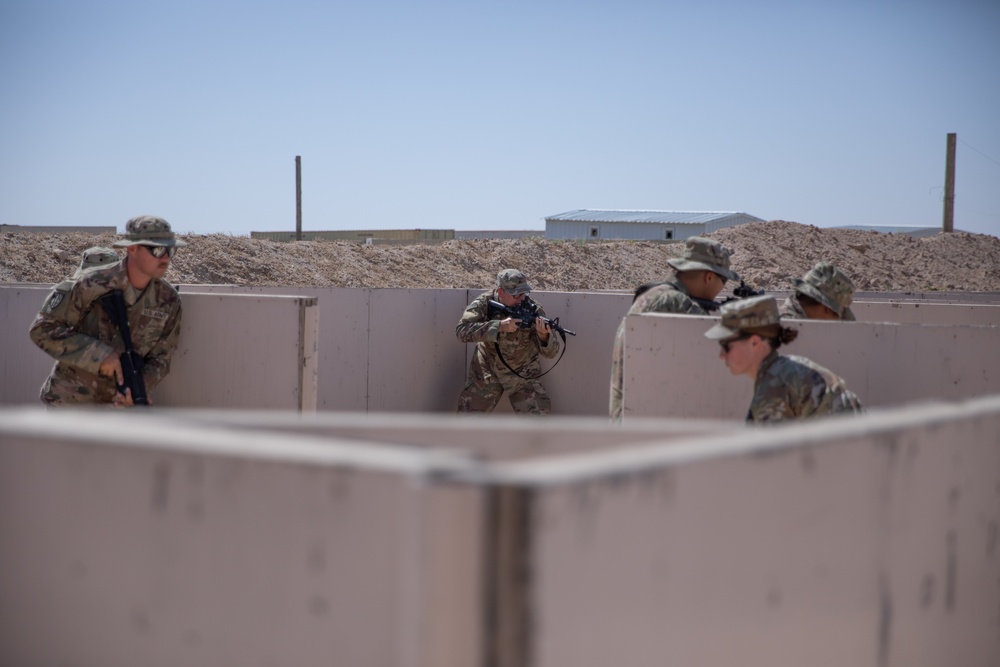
[704, 295, 781, 340]
[112, 215, 188, 248]
[497, 269, 532, 295]
[792, 262, 854, 318]
[72, 247, 119, 278]
[666, 236, 740, 282]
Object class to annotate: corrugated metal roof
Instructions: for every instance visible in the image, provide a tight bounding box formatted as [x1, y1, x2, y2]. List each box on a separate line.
[544, 210, 755, 224]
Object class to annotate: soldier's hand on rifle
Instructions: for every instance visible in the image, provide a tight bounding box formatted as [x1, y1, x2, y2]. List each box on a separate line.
[499, 317, 520, 333]
[99, 352, 124, 386]
[111, 388, 152, 409]
[111, 388, 134, 408]
[535, 316, 551, 342]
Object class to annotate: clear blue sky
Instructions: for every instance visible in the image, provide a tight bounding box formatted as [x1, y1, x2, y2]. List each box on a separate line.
[2, 0, 998, 237]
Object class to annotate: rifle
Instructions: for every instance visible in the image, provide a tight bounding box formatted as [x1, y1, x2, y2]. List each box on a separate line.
[97, 289, 149, 406]
[676, 280, 765, 312]
[487, 298, 576, 336]
[485, 297, 575, 380]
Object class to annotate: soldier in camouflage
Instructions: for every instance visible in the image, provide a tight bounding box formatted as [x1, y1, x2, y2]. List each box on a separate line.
[610, 236, 739, 421]
[779, 262, 856, 321]
[48, 247, 120, 294]
[456, 269, 561, 414]
[705, 295, 863, 423]
[29, 216, 186, 407]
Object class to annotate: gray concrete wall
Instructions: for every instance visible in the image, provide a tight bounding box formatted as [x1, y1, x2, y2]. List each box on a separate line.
[500, 396, 1000, 667]
[1, 396, 997, 667]
[181, 286, 623, 415]
[4, 284, 1000, 417]
[0, 287, 318, 411]
[853, 301, 1000, 325]
[621, 313, 1000, 420]
[0, 409, 483, 667]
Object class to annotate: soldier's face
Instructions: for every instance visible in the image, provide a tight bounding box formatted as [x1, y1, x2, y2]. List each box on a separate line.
[497, 288, 525, 307]
[801, 301, 839, 320]
[129, 244, 171, 279]
[719, 334, 757, 376]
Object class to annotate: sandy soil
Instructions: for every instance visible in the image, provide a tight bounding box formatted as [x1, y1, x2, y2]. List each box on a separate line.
[2, 220, 999, 292]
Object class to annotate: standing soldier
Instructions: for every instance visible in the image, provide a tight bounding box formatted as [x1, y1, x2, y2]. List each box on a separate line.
[456, 269, 561, 414]
[610, 236, 739, 420]
[779, 262, 856, 321]
[29, 216, 187, 407]
[706, 295, 863, 422]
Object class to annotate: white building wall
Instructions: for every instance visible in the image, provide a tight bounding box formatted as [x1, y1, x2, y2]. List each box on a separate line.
[545, 214, 760, 241]
[545, 220, 705, 241]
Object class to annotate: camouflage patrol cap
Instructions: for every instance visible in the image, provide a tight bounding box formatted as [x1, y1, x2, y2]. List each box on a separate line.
[112, 215, 188, 248]
[497, 268, 532, 295]
[666, 236, 740, 282]
[792, 262, 854, 318]
[704, 295, 781, 340]
[72, 247, 119, 278]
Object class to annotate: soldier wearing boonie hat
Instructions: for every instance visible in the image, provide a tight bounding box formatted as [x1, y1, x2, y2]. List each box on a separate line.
[610, 236, 739, 421]
[779, 262, 856, 321]
[706, 295, 863, 423]
[41, 247, 123, 322]
[29, 216, 185, 408]
[73, 247, 120, 278]
[456, 268, 561, 414]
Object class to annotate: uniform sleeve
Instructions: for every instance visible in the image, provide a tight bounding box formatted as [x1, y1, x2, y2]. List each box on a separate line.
[142, 301, 182, 390]
[635, 289, 708, 316]
[778, 296, 806, 320]
[28, 284, 116, 375]
[749, 389, 798, 422]
[456, 296, 500, 344]
[609, 319, 626, 420]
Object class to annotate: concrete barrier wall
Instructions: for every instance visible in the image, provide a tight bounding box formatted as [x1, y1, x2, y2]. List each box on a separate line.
[0, 286, 55, 404]
[4, 284, 1000, 416]
[0, 287, 318, 411]
[2, 396, 998, 667]
[853, 301, 1000, 325]
[180, 286, 628, 416]
[622, 313, 1000, 420]
[496, 396, 1000, 667]
[0, 410, 485, 667]
[158, 293, 319, 411]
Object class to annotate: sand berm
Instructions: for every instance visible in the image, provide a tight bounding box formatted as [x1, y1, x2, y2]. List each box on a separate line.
[2, 221, 999, 293]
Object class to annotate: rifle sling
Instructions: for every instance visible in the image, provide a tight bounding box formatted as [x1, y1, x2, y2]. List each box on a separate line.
[493, 329, 568, 381]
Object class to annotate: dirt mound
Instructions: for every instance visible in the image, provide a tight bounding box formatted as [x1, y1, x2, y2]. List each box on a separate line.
[2, 221, 998, 292]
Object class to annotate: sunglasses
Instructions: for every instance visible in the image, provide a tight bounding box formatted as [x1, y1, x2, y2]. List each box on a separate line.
[719, 334, 751, 353]
[143, 245, 177, 259]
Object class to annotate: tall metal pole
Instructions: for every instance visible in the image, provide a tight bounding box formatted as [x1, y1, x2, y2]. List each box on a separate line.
[295, 155, 303, 241]
[943, 133, 955, 233]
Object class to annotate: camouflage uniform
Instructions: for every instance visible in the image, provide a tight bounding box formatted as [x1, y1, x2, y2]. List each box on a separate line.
[456, 269, 562, 414]
[705, 295, 863, 423]
[779, 262, 856, 321]
[749, 352, 863, 422]
[609, 237, 739, 420]
[29, 217, 185, 405]
[67, 247, 120, 283]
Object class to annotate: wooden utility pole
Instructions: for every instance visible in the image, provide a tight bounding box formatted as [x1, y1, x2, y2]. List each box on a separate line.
[943, 133, 955, 233]
[295, 155, 303, 241]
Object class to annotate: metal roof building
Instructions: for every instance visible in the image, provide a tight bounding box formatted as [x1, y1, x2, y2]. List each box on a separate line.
[544, 210, 765, 241]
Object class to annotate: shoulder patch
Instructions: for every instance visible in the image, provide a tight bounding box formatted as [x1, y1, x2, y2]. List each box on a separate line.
[45, 292, 66, 312]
